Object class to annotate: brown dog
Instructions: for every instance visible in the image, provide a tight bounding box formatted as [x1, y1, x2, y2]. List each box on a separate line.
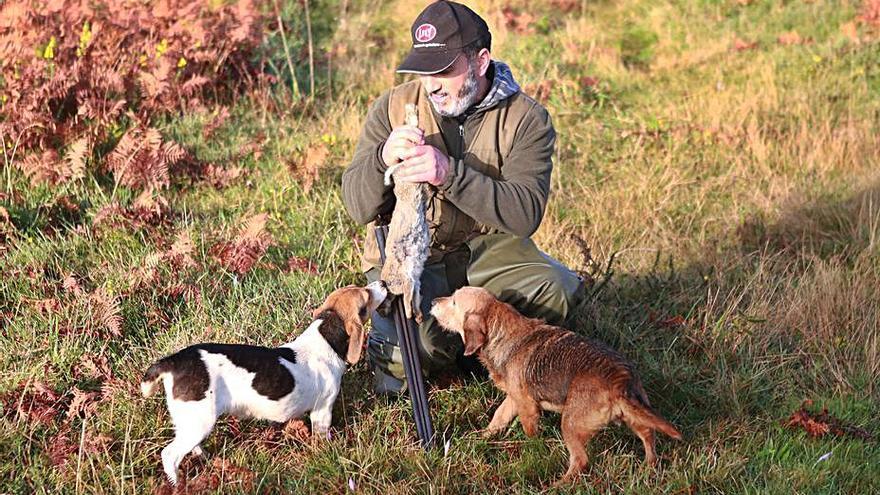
[431, 287, 682, 482]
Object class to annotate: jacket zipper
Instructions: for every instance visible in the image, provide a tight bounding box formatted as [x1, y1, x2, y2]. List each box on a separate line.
[458, 124, 464, 158]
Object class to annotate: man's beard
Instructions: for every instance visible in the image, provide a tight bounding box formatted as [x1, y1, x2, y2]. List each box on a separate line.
[432, 59, 480, 118]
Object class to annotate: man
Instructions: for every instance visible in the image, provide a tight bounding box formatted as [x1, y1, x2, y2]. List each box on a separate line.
[342, 0, 583, 394]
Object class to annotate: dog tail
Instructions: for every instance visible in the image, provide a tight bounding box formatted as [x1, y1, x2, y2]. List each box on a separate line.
[622, 394, 682, 440]
[140, 361, 169, 398]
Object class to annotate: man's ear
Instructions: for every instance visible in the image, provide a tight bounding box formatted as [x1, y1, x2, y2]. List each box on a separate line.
[344, 319, 365, 364]
[477, 48, 491, 77]
[462, 313, 486, 356]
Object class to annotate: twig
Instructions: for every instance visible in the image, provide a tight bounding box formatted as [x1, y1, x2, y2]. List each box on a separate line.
[304, 0, 315, 99]
[2, 124, 44, 194]
[568, 233, 617, 302]
[272, 0, 300, 100]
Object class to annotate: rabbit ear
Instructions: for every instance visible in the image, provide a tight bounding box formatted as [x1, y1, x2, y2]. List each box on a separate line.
[462, 313, 486, 356]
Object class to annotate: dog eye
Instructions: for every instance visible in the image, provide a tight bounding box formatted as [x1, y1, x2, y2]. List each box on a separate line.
[359, 307, 367, 318]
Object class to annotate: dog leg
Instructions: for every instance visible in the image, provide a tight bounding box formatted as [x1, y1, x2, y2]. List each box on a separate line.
[557, 410, 601, 484]
[483, 396, 518, 438]
[620, 398, 671, 465]
[516, 398, 542, 437]
[161, 426, 213, 485]
[309, 407, 333, 440]
[163, 402, 216, 485]
[161, 433, 205, 486]
[624, 419, 658, 466]
[160, 441, 183, 486]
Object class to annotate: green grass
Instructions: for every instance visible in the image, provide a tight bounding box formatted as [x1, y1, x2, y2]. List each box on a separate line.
[2, 0, 879, 493]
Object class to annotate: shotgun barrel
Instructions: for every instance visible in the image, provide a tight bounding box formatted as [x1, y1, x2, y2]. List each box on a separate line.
[375, 224, 434, 449]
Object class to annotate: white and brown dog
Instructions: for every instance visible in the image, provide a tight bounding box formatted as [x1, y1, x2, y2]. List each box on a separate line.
[141, 281, 388, 485]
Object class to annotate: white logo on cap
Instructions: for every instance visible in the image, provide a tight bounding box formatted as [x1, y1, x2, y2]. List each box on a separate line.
[415, 23, 437, 43]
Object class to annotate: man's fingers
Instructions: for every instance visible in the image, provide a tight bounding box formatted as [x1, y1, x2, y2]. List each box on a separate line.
[390, 127, 424, 146]
[398, 146, 429, 161]
[395, 158, 425, 175]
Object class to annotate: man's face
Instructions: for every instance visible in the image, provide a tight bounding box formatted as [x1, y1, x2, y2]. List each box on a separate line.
[420, 54, 480, 118]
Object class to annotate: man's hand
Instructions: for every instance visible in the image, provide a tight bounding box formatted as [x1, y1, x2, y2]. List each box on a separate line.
[394, 145, 451, 186]
[381, 125, 424, 166]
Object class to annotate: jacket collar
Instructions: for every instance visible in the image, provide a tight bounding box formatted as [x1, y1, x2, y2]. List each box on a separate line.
[474, 60, 520, 111]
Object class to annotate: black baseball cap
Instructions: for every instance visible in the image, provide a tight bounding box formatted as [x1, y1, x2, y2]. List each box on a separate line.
[396, 1, 491, 75]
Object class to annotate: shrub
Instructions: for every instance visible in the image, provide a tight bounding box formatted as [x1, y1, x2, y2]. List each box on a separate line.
[0, 0, 267, 189]
[619, 24, 659, 69]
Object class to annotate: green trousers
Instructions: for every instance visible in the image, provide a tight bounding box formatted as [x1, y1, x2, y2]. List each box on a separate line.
[366, 233, 584, 394]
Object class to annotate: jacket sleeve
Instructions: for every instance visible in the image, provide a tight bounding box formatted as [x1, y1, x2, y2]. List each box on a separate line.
[440, 103, 554, 237]
[341, 91, 395, 225]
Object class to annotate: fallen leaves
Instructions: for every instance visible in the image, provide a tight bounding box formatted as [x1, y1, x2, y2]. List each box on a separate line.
[74, 353, 113, 383]
[1, 380, 114, 469]
[46, 427, 79, 467]
[858, 0, 880, 28]
[652, 313, 687, 329]
[209, 213, 273, 275]
[285, 255, 319, 275]
[47, 424, 113, 468]
[549, 0, 580, 13]
[777, 30, 809, 46]
[88, 288, 124, 337]
[289, 142, 330, 193]
[166, 230, 198, 269]
[579, 76, 600, 89]
[66, 387, 101, 420]
[93, 191, 172, 233]
[201, 164, 247, 189]
[154, 457, 256, 494]
[732, 36, 758, 52]
[1, 381, 63, 425]
[783, 400, 873, 441]
[62, 274, 83, 296]
[840, 21, 861, 44]
[107, 126, 182, 191]
[500, 7, 535, 35]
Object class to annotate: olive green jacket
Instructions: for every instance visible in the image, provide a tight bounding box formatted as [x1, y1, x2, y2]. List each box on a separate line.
[341, 61, 555, 266]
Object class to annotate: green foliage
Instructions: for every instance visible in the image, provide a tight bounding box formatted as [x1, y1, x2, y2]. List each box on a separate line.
[619, 24, 659, 69]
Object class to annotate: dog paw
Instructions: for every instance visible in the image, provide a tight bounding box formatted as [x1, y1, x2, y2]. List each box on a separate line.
[480, 428, 500, 439]
[165, 472, 178, 487]
[551, 477, 572, 489]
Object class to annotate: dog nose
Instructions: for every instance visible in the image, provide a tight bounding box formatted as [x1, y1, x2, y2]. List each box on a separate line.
[378, 280, 387, 289]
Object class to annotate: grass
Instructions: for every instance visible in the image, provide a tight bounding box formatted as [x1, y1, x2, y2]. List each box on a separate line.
[2, 0, 879, 493]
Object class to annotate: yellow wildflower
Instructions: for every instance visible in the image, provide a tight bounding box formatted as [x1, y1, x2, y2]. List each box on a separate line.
[43, 36, 57, 59]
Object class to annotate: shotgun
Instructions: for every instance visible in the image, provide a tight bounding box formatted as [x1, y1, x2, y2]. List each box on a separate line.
[375, 224, 434, 449]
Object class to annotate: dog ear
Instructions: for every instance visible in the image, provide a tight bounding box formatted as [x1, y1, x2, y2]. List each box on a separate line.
[311, 305, 325, 319]
[344, 319, 365, 364]
[462, 313, 486, 356]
